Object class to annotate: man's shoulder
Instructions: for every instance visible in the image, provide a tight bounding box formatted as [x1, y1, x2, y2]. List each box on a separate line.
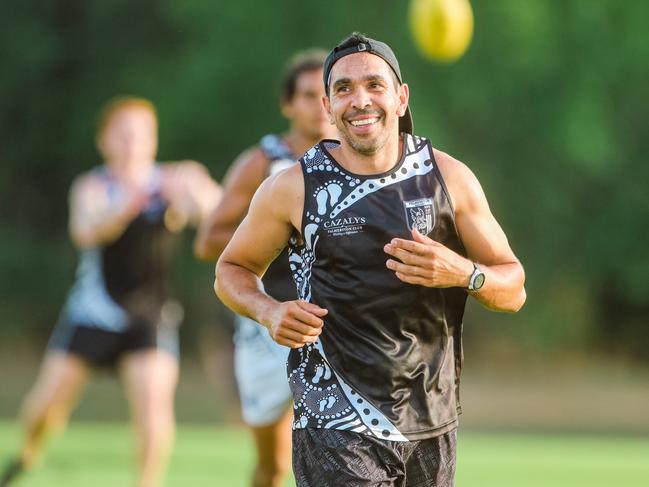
[269, 162, 304, 192]
[262, 163, 304, 206]
[249, 163, 303, 225]
[431, 147, 468, 175]
[430, 147, 484, 214]
[408, 133, 462, 170]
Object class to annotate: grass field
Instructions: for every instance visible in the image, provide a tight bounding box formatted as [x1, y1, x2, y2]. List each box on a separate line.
[1, 422, 649, 486]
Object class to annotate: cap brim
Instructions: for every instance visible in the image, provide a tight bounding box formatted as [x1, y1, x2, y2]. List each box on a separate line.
[399, 106, 414, 134]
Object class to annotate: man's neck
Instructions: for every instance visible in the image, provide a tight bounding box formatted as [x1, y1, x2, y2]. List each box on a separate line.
[335, 132, 403, 176]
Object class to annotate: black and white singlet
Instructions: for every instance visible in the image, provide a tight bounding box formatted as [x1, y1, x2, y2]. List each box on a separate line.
[287, 134, 468, 441]
[57, 166, 180, 333]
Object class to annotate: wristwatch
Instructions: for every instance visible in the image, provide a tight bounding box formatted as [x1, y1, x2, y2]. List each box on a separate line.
[467, 263, 485, 291]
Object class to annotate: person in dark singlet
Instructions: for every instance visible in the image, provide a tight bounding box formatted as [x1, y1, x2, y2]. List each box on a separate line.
[195, 50, 336, 487]
[0, 96, 221, 487]
[214, 33, 526, 487]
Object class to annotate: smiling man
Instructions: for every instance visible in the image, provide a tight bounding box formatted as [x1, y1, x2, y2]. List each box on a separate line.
[215, 33, 526, 486]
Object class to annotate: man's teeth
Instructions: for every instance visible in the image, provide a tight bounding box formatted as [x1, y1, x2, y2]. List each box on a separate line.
[350, 118, 379, 126]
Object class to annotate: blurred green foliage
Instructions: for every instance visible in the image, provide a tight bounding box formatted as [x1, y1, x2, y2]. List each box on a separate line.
[1, 0, 647, 358]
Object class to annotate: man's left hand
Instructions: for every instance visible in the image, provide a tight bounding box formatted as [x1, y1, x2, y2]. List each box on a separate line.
[384, 228, 473, 288]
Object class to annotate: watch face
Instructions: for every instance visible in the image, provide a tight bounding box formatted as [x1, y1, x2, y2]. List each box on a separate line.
[474, 273, 485, 290]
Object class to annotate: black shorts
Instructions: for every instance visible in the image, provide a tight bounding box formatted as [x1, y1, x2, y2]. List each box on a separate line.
[48, 321, 179, 367]
[292, 428, 457, 487]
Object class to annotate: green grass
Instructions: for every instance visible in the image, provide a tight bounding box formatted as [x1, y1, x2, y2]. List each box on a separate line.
[456, 432, 649, 486]
[1, 421, 648, 486]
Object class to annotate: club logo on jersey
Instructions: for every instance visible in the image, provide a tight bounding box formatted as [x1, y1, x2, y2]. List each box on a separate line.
[404, 198, 435, 235]
[323, 216, 367, 237]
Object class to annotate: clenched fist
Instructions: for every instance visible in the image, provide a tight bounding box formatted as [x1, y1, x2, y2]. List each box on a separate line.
[263, 300, 328, 348]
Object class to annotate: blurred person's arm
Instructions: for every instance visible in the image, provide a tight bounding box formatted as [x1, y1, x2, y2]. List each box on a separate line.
[214, 165, 327, 348]
[160, 160, 222, 230]
[384, 149, 526, 313]
[69, 173, 146, 249]
[194, 148, 269, 261]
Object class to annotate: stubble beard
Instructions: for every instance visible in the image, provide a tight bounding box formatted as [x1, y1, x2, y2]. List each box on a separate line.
[337, 111, 390, 157]
[341, 130, 388, 156]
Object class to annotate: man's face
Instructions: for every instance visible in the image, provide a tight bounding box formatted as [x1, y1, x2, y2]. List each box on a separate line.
[324, 52, 409, 156]
[98, 106, 158, 174]
[282, 69, 335, 141]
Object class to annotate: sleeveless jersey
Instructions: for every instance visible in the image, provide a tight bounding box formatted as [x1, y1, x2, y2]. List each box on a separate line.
[61, 166, 180, 331]
[258, 134, 298, 302]
[287, 134, 468, 441]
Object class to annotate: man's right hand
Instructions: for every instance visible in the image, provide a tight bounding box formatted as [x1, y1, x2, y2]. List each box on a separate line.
[263, 300, 328, 349]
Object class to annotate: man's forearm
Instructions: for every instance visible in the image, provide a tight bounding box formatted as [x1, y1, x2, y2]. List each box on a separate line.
[470, 262, 526, 313]
[214, 260, 278, 327]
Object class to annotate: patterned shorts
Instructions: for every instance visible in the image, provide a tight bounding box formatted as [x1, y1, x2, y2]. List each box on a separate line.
[293, 427, 457, 487]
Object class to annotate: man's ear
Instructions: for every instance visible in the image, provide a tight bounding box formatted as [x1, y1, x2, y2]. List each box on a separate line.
[396, 83, 409, 118]
[280, 100, 293, 120]
[322, 96, 335, 125]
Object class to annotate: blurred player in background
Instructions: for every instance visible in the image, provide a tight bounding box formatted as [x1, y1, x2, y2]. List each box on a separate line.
[0, 96, 221, 487]
[215, 33, 525, 486]
[195, 50, 336, 487]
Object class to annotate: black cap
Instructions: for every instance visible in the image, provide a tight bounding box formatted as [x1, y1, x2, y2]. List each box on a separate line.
[323, 33, 413, 134]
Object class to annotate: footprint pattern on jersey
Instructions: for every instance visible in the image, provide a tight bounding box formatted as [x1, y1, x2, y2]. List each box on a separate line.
[286, 135, 434, 442]
[288, 343, 367, 433]
[287, 342, 407, 441]
[315, 182, 343, 216]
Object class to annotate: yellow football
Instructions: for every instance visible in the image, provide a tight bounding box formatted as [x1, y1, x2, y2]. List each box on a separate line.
[409, 0, 474, 62]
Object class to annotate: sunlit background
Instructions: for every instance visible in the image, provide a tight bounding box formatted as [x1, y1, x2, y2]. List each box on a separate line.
[1, 0, 648, 485]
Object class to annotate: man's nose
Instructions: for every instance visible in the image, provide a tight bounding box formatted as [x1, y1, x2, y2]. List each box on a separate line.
[350, 88, 372, 110]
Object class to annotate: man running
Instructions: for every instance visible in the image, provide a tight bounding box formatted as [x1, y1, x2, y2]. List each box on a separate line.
[0, 96, 221, 487]
[215, 33, 526, 486]
[195, 49, 336, 487]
